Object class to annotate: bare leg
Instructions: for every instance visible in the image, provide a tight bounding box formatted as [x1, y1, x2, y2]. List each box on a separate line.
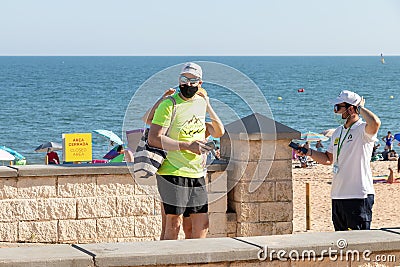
[388, 168, 395, 184]
[164, 214, 183, 240]
[161, 206, 192, 239]
[182, 216, 192, 239]
[190, 213, 209, 239]
[160, 204, 166, 240]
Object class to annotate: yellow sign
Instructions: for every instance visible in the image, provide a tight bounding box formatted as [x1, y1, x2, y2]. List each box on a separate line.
[63, 133, 92, 162]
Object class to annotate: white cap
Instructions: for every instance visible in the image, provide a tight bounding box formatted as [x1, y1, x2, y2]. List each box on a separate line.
[330, 90, 361, 106]
[180, 62, 202, 79]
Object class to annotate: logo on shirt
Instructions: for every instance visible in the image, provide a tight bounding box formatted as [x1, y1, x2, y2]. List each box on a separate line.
[334, 138, 339, 146]
[181, 115, 205, 137]
[346, 134, 353, 143]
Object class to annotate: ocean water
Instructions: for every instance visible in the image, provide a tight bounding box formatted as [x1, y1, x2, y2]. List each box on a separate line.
[0, 56, 399, 164]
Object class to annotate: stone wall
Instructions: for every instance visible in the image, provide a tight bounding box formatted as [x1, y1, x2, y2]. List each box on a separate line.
[225, 140, 293, 237]
[0, 164, 228, 243]
[0, 113, 301, 243]
[221, 113, 300, 237]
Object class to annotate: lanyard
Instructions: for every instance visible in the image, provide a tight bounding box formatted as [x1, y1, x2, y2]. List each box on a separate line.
[336, 123, 354, 162]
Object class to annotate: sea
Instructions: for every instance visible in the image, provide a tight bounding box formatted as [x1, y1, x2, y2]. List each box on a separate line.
[0, 56, 399, 164]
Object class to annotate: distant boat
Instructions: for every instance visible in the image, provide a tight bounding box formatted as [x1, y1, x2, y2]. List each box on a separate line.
[380, 53, 385, 64]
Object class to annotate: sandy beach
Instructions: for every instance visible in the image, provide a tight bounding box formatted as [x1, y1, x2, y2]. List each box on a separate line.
[293, 160, 400, 233]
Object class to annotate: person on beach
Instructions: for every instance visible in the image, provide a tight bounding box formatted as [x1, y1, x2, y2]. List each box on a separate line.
[109, 145, 125, 162]
[147, 62, 224, 240]
[387, 158, 400, 184]
[370, 143, 381, 161]
[382, 148, 390, 161]
[372, 142, 380, 157]
[298, 154, 308, 168]
[382, 131, 394, 150]
[46, 150, 59, 164]
[388, 150, 398, 161]
[123, 148, 134, 162]
[315, 140, 324, 152]
[296, 90, 381, 231]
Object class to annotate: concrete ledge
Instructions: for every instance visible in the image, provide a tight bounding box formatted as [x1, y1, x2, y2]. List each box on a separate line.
[238, 229, 400, 259]
[1, 230, 400, 266]
[75, 229, 400, 265]
[78, 237, 258, 266]
[0, 228, 400, 267]
[0, 244, 93, 267]
[10, 164, 131, 177]
[0, 166, 17, 177]
[207, 160, 228, 172]
[6, 162, 227, 177]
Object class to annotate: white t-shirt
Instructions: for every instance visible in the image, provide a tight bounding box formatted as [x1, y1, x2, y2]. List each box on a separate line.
[327, 119, 377, 199]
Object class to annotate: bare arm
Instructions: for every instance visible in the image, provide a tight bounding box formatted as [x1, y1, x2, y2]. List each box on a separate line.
[205, 122, 212, 138]
[358, 97, 381, 135]
[147, 124, 204, 155]
[307, 149, 334, 165]
[141, 88, 176, 125]
[199, 94, 224, 138]
[296, 145, 333, 165]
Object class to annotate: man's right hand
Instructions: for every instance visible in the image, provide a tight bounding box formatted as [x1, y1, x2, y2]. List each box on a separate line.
[183, 141, 207, 155]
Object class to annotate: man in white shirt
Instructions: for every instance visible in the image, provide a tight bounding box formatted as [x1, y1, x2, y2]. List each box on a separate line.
[296, 90, 381, 231]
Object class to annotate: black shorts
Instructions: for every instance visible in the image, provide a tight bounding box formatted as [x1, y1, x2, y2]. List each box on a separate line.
[156, 175, 208, 216]
[332, 194, 374, 231]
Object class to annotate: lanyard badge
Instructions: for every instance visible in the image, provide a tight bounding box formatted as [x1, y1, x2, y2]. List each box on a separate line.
[333, 163, 339, 174]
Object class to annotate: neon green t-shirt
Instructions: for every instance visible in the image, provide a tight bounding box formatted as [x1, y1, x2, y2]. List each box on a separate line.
[152, 93, 206, 178]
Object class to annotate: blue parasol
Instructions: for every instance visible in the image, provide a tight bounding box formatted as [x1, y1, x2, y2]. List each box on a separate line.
[394, 133, 400, 142]
[93, 130, 123, 145]
[300, 131, 329, 142]
[0, 149, 15, 161]
[0, 146, 25, 160]
[103, 145, 120, 159]
[34, 142, 62, 153]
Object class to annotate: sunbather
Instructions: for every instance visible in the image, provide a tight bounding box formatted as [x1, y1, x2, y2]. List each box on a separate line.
[387, 158, 400, 184]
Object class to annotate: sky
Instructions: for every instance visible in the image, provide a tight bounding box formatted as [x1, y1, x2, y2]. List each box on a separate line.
[1, 0, 399, 56]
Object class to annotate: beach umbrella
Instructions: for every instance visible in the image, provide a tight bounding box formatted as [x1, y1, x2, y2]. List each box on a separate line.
[93, 129, 123, 145]
[34, 142, 63, 152]
[301, 131, 329, 142]
[0, 149, 15, 161]
[394, 133, 400, 142]
[103, 145, 120, 160]
[0, 146, 25, 160]
[320, 128, 336, 138]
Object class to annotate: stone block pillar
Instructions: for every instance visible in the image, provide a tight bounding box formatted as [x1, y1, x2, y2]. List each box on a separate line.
[220, 113, 300, 236]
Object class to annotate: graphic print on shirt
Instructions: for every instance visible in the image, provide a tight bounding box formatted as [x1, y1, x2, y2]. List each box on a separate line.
[347, 134, 353, 141]
[334, 138, 339, 146]
[181, 115, 205, 137]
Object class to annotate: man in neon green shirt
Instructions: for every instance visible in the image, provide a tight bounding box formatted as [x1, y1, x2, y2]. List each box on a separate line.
[148, 62, 224, 240]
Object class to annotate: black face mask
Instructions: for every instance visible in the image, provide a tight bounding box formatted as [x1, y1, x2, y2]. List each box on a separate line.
[179, 84, 198, 98]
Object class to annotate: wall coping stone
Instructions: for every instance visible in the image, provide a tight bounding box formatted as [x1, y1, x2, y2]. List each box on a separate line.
[0, 166, 17, 177]
[1, 229, 400, 266]
[79, 238, 258, 266]
[1, 162, 227, 178]
[0, 244, 93, 267]
[237, 229, 400, 256]
[223, 113, 301, 141]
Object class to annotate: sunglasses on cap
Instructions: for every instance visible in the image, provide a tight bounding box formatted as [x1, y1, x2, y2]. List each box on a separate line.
[179, 75, 200, 84]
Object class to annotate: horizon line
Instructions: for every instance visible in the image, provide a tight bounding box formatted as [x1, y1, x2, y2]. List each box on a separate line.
[0, 54, 399, 57]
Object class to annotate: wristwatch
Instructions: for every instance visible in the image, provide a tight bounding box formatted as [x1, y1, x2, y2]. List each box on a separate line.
[357, 105, 362, 114]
